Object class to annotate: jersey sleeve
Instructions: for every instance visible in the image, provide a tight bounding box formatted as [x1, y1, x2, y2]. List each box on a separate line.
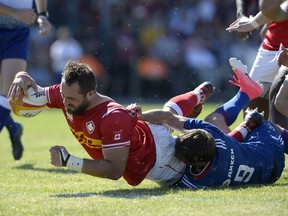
[184, 118, 211, 130]
[100, 109, 134, 150]
[45, 84, 64, 109]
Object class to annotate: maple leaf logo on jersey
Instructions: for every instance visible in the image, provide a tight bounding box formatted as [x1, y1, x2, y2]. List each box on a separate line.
[86, 121, 95, 134]
[128, 109, 137, 117]
[113, 130, 122, 140]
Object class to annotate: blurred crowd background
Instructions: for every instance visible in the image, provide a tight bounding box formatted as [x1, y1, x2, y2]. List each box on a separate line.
[28, 0, 260, 103]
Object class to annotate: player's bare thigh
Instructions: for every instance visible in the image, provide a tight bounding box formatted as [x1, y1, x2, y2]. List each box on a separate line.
[204, 112, 231, 134]
[0, 58, 27, 95]
[274, 68, 288, 118]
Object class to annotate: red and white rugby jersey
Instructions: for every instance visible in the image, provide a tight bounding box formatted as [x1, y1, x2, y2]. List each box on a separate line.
[262, 20, 288, 51]
[45, 84, 156, 186]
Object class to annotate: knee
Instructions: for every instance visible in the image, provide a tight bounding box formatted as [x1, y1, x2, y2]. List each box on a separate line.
[204, 113, 215, 124]
[204, 113, 224, 126]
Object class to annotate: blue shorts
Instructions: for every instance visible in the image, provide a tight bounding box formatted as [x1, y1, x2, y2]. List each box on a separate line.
[0, 28, 30, 60]
[245, 120, 285, 182]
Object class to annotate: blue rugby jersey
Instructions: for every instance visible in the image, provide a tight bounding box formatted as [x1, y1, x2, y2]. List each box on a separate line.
[177, 119, 285, 189]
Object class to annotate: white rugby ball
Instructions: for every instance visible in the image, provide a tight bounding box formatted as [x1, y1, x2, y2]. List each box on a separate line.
[9, 86, 48, 117]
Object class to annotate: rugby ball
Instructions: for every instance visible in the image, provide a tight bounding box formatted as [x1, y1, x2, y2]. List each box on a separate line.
[9, 86, 48, 117]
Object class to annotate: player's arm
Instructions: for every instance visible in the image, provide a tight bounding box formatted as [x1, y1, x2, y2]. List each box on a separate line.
[0, 3, 36, 25]
[50, 145, 129, 180]
[236, 0, 256, 17]
[139, 109, 186, 132]
[35, 0, 51, 35]
[226, 11, 271, 33]
[85, 147, 129, 180]
[233, 0, 256, 40]
[35, 0, 48, 15]
[0, 3, 15, 15]
[259, 0, 288, 22]
[127, 103, 186, 131]
[50, 110, 133, 180]
[275, 75, 288, 118]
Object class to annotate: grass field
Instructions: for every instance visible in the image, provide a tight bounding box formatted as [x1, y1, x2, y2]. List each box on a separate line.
[0, 104, 287, 216]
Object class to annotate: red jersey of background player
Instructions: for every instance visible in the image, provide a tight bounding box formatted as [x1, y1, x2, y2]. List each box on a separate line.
[45, 84, 156, 186]
[262, 20, 288, 50]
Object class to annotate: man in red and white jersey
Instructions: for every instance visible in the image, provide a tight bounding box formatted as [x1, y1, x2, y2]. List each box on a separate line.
[8, 60, 213, 186]
[227, 0, 288, 129]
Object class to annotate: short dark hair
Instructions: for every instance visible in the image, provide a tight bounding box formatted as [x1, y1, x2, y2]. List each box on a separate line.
[62, 60, 97, 95]
[175, 129, 216, 165]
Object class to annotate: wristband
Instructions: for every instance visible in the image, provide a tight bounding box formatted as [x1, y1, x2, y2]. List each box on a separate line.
[66, 155, 84, 172]
[59, 148, 70, 166]
[38, 11, 49, 18]
[250, 19, 260, 29]
[236, 125, 249, 137]
[242, 122, 251, 132]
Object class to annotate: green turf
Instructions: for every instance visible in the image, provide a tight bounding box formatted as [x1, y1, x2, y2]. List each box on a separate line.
[0, 105, 287, 216]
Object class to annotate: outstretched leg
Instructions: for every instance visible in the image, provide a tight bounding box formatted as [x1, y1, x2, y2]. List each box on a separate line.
[0, 58, 26, 160]
[5, 115, 24, 160]
[163, 81, 214, 118]
[205, 58, 263, 134]
[229, 108, 264, 141]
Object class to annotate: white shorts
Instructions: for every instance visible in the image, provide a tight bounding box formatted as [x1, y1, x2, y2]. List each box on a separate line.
[145, 124, 185, 186]
[250, 47, 280, 83]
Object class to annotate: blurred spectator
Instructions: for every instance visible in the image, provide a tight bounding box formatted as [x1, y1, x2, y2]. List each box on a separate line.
[167, 2, 198, 36]
[197, 0, 217, 23]
[50, 26, 84, 83]
[79, 54, 109, 94]
[136, 56, 172, 98]
[150, 30, 182, 65]
[26, 0, 261, 102]
[108, 26, 139, 97]
[137, 57, 168, 80]
[183, 37, 218, 84]
[28, 25, 55, 86]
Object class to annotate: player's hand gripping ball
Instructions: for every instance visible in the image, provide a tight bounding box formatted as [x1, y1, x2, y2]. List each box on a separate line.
[9, 86, 48, 117]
